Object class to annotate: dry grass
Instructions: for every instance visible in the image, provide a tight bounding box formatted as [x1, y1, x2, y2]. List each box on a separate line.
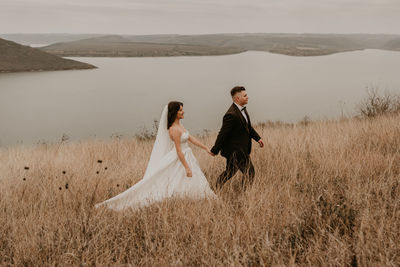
[1, 114, 399, 266]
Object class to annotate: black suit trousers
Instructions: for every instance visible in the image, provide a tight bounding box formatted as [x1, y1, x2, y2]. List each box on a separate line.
[216, 151, 255, 190]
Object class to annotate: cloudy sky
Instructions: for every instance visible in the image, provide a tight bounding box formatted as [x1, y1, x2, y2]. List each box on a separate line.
[1, 0, 399, 34]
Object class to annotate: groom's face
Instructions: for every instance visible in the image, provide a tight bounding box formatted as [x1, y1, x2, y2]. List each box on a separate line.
[236, 91, 248, 106]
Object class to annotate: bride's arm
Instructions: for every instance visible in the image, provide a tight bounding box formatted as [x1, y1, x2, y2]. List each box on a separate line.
[188, 135, 209, 151]
[169, 128, 192, 177]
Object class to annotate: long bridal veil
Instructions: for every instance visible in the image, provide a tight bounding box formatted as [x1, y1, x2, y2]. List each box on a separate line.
[95, 105, 173, 209]
[141, 105, 173, 180]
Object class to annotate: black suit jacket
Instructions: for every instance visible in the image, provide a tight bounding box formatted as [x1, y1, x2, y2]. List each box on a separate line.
[211, 103, 261, 158]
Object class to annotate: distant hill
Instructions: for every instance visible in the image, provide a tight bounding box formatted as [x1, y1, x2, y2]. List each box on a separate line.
[37, 33, 400, 57]
[0, 38, 96, 73]
[41, 35, 246, 57]
[123, 33, 400, 55]
[347, 34, 400, 48]
[383, 38, 400, 51]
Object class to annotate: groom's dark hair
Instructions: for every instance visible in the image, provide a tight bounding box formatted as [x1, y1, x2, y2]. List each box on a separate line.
[230, 86, 246, 97]
[167, 101, 183, 129]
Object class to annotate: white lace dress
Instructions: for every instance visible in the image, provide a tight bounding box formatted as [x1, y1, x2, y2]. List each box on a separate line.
[96, 131, 216, 211]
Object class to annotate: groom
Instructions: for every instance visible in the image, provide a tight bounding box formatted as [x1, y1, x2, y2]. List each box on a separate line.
[210, 86, 264, 190]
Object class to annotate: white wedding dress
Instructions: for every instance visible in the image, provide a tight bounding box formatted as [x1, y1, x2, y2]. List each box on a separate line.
[95, 105, 216, 211]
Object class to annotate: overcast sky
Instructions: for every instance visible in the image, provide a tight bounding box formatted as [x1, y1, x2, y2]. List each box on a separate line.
[1, 0, 399, 34]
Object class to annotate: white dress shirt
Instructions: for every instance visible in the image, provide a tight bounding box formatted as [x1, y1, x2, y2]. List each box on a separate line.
[234, 102, 248, 123]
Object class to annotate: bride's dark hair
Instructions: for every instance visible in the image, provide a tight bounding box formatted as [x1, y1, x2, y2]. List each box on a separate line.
[167, 101, 183, 129]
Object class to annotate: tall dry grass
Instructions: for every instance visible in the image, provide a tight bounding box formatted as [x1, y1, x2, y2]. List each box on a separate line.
[1, 114, 399, 266]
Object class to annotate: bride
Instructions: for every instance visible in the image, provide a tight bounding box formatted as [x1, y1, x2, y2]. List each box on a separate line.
[95, 101, 216, 210]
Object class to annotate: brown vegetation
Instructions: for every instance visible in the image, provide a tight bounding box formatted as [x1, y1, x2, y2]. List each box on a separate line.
[358, 88, 400, 118]
[0, 113, 399, 265]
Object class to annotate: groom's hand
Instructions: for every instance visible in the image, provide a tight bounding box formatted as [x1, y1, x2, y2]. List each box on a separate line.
[258, 139, 264, 148]
[207, 148, 216, 157]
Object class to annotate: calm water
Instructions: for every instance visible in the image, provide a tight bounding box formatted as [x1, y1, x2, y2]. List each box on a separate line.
[1, 50, 400, 147]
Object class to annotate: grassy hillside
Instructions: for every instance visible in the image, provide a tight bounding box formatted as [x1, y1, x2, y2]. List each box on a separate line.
[1, 114, 399, 265]
[0, 38, 96, 73]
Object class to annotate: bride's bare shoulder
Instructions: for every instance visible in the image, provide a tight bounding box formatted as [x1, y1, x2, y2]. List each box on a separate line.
[168, 125, 182, 139]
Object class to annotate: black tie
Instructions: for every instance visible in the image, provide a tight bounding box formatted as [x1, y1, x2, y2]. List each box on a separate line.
[241, 107, 249, 124]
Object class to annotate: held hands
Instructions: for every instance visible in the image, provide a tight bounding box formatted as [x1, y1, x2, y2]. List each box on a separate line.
[258, 139, 264, 148]
[205, 140, 264, 158]
[206, 148, 216, 157]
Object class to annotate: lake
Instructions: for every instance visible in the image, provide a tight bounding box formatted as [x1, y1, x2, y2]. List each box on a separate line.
[1, 50, 400, 147]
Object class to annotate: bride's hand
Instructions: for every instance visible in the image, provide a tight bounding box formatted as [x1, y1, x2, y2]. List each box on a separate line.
[186, 168, 192, 178]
